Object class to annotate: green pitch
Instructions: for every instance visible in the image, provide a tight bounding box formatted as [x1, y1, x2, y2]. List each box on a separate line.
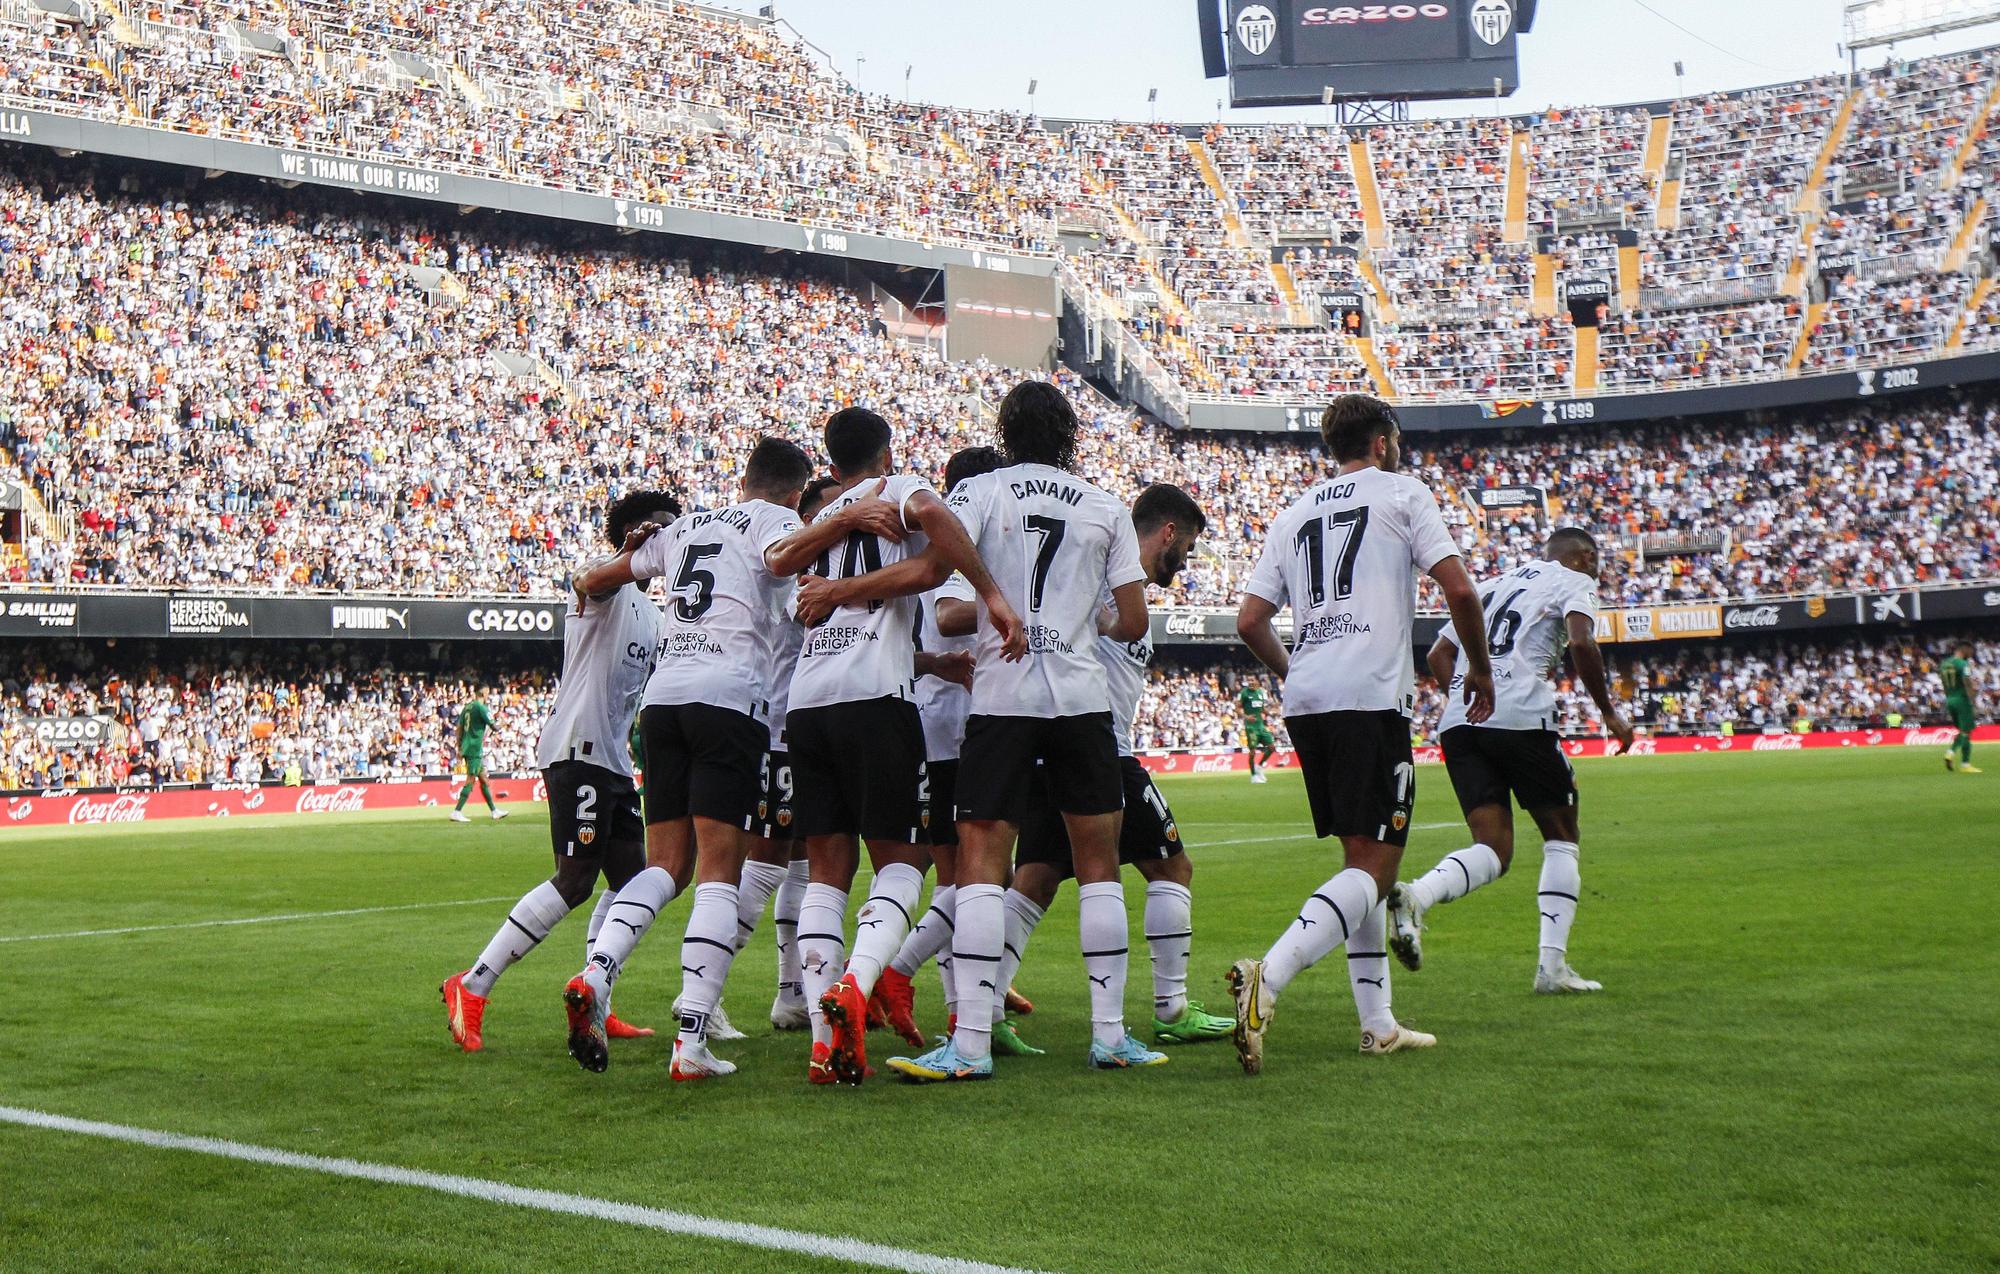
[2, 750, 1995, 1272]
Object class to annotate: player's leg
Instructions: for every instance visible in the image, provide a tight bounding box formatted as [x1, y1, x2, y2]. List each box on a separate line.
[1231, 712, 1425, 1073]
[772, 850, 810, 1028]
[1048, 713, 1163, 1070]
[1246, 727, 1266, 781]
[1387, 727, 1513, 971]
[1953, 701, 1980, 771]
[443, 764, 602, 1049]
[889, 716, 1025, 1080]
[480, 772, 507, 818]
[594, 819, 655, 1039]
[1525, 802, 1597, 993]
[880, 760, 958, 1046]
[566, 707, 690, 1072]
[451, 765, 477, 819]
[668, 704, 768, 1079]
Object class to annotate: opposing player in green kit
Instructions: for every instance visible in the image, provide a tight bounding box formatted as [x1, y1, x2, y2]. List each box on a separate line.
[1941, 642, 1982, 774]
[451, 691, 513, 821]
[1240, 679, 1279, 784]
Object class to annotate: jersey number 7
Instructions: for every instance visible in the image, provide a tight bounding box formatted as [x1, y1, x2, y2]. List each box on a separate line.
[1023, 515, 1066, 612]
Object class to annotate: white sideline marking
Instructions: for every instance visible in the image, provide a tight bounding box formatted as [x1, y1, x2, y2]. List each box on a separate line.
[1202, 821, 1458, 848]
[0, 897, 517, 945]
[0, 1106, 1047, 1274]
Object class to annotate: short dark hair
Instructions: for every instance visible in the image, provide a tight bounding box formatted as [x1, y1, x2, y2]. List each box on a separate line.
[943, 445, 1006, 495]
[1132, 483, 1206, 536]
[1321, 394, 1398, 462]
[1957, 640, 1976, 653]
[604, 488, 682, 547]
[824, 407, 893, 473]
[997, 380, 1078, 470]
[743, 436, 813, 500]
[1546, 527, 1598, 559]
[798, 476, 842, 522]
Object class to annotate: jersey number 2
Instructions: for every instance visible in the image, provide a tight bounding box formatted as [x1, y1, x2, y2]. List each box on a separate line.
[1295, 508, 1369, 607]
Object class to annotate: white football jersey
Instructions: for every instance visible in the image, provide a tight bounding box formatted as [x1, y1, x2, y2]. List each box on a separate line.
[533, 581, 661, 778]
[1438, 559, 1600, 733]
[629, 500, 801, 718]
[788, 474, 933, 713]
[1095, 586, 1151, 758]
[766, 612, 804, 750]
[914, 573, 977, 762]
[948, 463, 1146, 718]
[1243, 466, 1461, 718]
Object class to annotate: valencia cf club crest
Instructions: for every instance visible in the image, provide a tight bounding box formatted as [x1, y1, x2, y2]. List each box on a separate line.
[1234, 4, 1277, 56]
[1470, 0, 1513, 46]
[1806, 594, 1827, 619]
[1391, 811, 1408, 832]
[578, 825, 596, 845]
[777, 809, 793, 828]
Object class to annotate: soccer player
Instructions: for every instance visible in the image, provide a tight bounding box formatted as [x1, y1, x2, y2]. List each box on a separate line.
[559, 437, 896, 1081]
[875, 446, 1008, 1050]
[440, 490, 682, 1051]
[1941, 640, 1982, 773]
[1386, 528, 1635, 995]
[449, 690, 510, 821]
[777, 408, 1018, 1086]
[1239, 678, 1279, 783]
[1226, 394, 1495, 1074]
[800, 380, 1157, 1080]
[989, 483, 1236, 1049]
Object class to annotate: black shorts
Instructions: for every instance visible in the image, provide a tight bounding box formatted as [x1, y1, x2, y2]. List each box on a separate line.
[1017, 757, 1182, 876]
[639, 702, 767, 830]
[757, 749, 797, 841]
[955, 712, 1122, 824]
[924, 759, 960, 847]
[1440, 726, 1577, 815]
[544, 760, 644, 860]
[1288, 710, 1416, 847]
[786, 697, 927, 843]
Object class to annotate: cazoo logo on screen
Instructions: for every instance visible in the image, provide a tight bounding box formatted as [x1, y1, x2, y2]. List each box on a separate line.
[1300, 5, 1452, 26]
[465, 607, 557, 634]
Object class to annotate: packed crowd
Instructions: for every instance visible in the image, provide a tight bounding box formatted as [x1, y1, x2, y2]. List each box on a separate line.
[2, 152, 1997, 606]
[1, 2, 1997, 404]
[7, 629, 1987, 791]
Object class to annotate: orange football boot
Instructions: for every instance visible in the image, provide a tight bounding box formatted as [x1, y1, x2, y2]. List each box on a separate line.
[818, 972, 870, 1084]
[441, 972, 486, 1052]
[605, 1013, 654, 1039]
[875, 966, 925, 1048]
[1004, 985, 1034, 1016]
[866, 985, 889, 1031]
[562, 975, 608, 1073]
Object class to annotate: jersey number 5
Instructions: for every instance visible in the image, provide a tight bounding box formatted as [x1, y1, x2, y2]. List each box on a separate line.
[1294, 508, 1369, 607]
[672, 543, 723, 621]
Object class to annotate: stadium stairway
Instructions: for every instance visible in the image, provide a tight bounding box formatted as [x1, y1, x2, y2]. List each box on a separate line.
[1945, 197, 1989, 272]
[1784, 87, 1862, 295]
[1357, 255, 1399, 325]
[1349, 137, 1390, 250]
[1574, 324, 1600, 393]
[1188, 137, 1314, 325]
[1532, 251, 1557, 317]
[1077, 167, 1202, 334]
[1948, 277, 1995, 349]
[1944, 72, 2000, 190]
[1504, 129, 1531, 243]
[1642, 112, 1672, 191]
[1655, 173, 1683, 230]
[1618, 241, 1641, 310]
[1789, 301, 1829, 371]
[1354, 335, 1395, 399]
[450, 67, 489, 110]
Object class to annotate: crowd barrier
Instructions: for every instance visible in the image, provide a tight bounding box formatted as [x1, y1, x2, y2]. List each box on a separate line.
[7, 724, 1994, 826]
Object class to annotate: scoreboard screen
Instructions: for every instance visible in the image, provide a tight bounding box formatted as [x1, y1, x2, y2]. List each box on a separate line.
[1220, 0, 1524, 105]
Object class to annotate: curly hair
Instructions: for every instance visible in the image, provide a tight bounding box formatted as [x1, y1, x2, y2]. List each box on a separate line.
[997, 380, 1077, 471]
[603, 488, 683, 548]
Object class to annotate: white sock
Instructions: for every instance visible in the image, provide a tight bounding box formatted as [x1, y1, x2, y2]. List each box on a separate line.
[796, 882, 848, 1050]
[1262, 867, 1378, 996]
[582, 866, 677, 997]
[948, 883, 1004, 1059]
[1407, 844, 1503, 914]
[1347, 900, 1394, 1035]
[464, 880, 570, 997]
[991, 889, 1046, 1026]
[1078, 879, 1130, 1049]
[1538, 841, 1581, 973]
[676, 882, 739, 1048]
[847, 862, 923, 996]
[1143, 880, 1193, 1022]
[734, 860, 787, 951]
[892, 884, 955, 977]
[585, 887, 615, 956]
[773, 859, 808, 1004]
[937, 945, 957, 1020]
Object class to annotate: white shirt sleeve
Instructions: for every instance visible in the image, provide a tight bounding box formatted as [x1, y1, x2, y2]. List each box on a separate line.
[1563, 572, 1601, 622]
[754, 504, 804, 558]
[1104, 499, 1146, 592]
[1404, 482, 1461, 575]
[1242, 515, 1289, 608]
[893, 475, 935, 533]
[627, 523, 678, 582]
[936, 572, 977, 604]
[947, 474, 988, 542]
[1437, 619, 1460, 650]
